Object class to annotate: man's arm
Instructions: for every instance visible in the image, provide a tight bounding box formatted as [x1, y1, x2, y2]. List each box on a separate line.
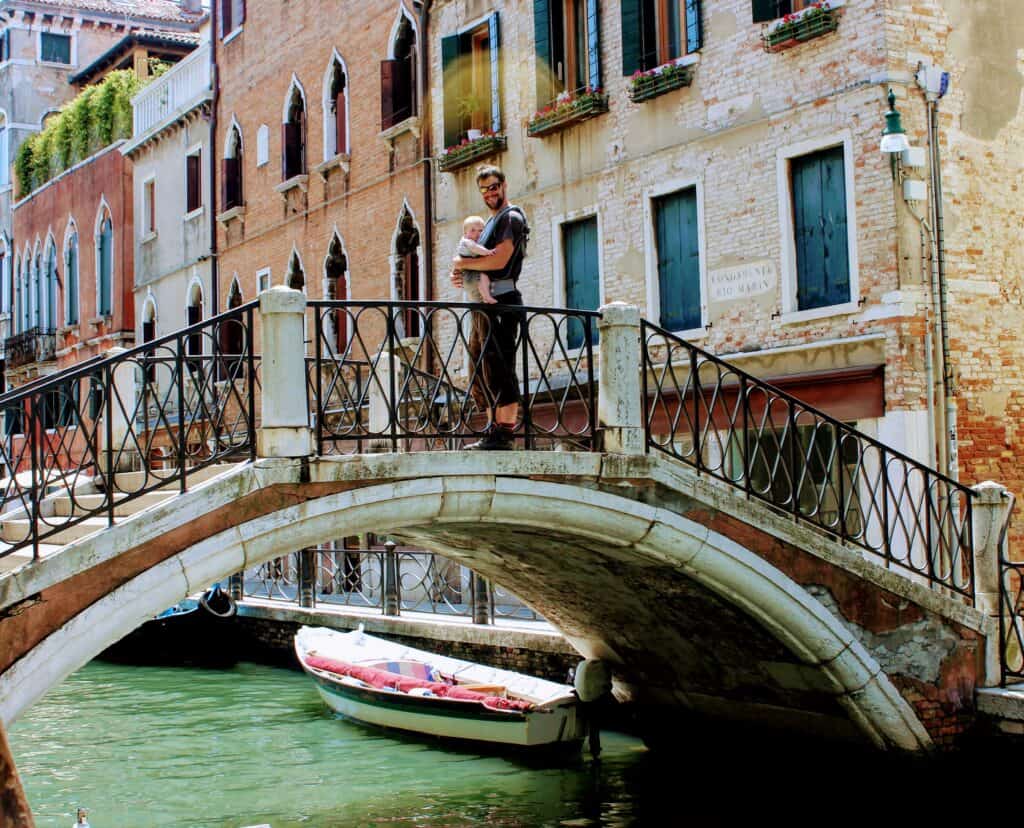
[453, 238, 514, 271]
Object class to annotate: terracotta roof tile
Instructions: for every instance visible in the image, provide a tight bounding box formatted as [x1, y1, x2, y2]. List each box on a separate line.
[10, 1, 203, 25]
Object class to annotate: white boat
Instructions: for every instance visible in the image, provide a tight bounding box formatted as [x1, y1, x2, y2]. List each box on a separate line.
[294, 626, 585, 753]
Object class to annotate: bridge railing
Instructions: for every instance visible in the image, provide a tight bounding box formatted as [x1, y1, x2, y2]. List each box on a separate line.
[308, 300, 599, 452]
[641, 321, 976, 599]
[998, 492, 1022, 684]
[0, 302, 258, 559]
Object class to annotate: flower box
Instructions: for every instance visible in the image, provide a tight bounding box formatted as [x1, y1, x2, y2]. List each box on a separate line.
[762, 5, 840, 53]
[629, 63, 695, 104]
[437, 134, 507, 173]
[527, 92, 609, 138]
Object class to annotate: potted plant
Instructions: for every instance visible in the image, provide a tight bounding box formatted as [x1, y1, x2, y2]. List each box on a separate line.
[527, 87, 609, 138]
[457, 93, 487, 141]
[762, 1, 840, 52]
[629, 59, 695, 104]
[438, 129, 508, 173]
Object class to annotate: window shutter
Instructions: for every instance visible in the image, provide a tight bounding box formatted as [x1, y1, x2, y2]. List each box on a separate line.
[281, 122, 290, 176]
[440, 34, 460, 147]
[685, 0, 703, 53]
[335, 90, 347, 155]
[99, 221, 112, 316]
[620, 0, 642, 76]
[282, 122, 301, 178]
[533, 0, 552, 107]
[299, 108, 307, 174]
[792, 148, 849, 311]
[488, 13, 501, 134]
[234, 0, 245, 27]
[586, 0, 601, 90]
[820, 148, 849, 305]
[222, 157, 241, 209]
[655, 189, 701, 331]
[380, 59, 397, 130]
[752, 0, 782, 24]
[221, 0, 232, 36]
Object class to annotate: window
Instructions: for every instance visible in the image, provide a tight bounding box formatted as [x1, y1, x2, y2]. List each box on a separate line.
[653, 187, 701, 332]
[381, 15, 417, 130]
[142, 179, 156, 235]
[256, 268, 271, 293]
[561, 215, 600, 349]
[220, 279, 245, 379]
[222, 126, 243, 210]
[256, 124, 269, 167]
[752, 0, 810, 23]
[186, 283, 203, 374]
[64, 232, 79, 325]
[40, 32, 71, 65]
[534, 0, 601, 107]
[287, 251, 305, 291]
[393, 209, 420, 338]
[44, 243, 57, 330]
[97, 215, 113, 316]
[324, 235, 349, 350]
[622, 0, 702, 74]
[282, 86, 306, 180]
[220, 0, 246, 38]
[790, 145, 850, 312]
[0, 121, 8, 188]
[142, 302, 156, 382]
[441, 14, 500, 147]
[186, 151, 202, 213]
[0, 29, 10, 63]
[325, 56, 349, 157]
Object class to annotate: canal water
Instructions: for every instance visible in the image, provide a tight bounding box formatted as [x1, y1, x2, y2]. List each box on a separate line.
[7, 660, 1005, 827]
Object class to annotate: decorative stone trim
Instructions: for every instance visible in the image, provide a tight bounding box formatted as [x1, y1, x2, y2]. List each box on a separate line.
[216, 205, 245, 226]
[274, 174, 309, 196]
[629, 61, 696, 104]
[527, 93, 609, 138]
[313, 153, 351, 180]
[762, 6, 841, 53]
[378, 115, 421, 145]
[438, 134, 507, 173]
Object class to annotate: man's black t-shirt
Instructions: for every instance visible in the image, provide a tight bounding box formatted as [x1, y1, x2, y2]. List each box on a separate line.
[477, 205, 526, 285]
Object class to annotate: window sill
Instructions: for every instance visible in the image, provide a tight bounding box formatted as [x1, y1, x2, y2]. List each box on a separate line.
[527, 94, 609, 138]
[779, 301, 858, 325]
[660, 323, 707, 342]
[313, 153, 351, 180]
[762, 4, 843, 53]
[217, 205, 246, 226]
[141, 230, 158, 244]
[57, 324, 77, 336]
[88, 315, 112, 327]
[629, 54, 699, 104]
[378, 115, 421, 144]
[183, 207, 205, 223]
[275, 174, 309, 195]
[222, 26, 243, 45]
[37, 60, 73, 70]
[438, 135, 507, 173]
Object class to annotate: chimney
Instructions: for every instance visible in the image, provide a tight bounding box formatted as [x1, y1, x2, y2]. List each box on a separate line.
[181, 0, 202, 13]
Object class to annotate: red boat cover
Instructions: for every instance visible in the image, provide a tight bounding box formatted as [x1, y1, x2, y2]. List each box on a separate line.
[305, 654, 534, 711]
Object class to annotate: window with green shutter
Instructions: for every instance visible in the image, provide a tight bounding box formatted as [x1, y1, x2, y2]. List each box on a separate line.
[654, 187, 701, 331]
[752, 0, 806, 23]
[791, 146, 850, 311]
[65, 233, 78, 325]
[40, 33, 71, 65]
[534, 0, 601, 107]
[441, 13, 501, 148]
[621, 0, 702, 75]
[98, 217, 113, 317]
[562, 216, 600, 350]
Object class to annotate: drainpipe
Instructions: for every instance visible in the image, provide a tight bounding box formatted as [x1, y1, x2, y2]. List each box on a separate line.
[419, 0, 434, 303]
[208, 2, 220, 316]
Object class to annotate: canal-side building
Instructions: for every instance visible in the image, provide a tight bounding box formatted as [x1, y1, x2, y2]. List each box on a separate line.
[213, 0, 428, 325]
[428, 0, 1024, 541]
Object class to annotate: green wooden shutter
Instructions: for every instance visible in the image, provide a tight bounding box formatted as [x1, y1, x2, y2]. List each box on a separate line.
[441, 34, 460, 147]
[488, 13, 501, 134]
[586, 0, 600, 89]
[621, 0, 642, 75]
[533, 0, 552, 107]
[99, 220, 112, 316]
[564, 217, 600, 350]
[685, 0, 703, 53]
[656, 188, 701, 331]
[792, 146, 849, 311]
[67, 236, 78, 324]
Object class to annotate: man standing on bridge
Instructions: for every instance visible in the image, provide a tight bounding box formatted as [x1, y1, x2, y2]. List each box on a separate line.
[450, 165, 529, 451]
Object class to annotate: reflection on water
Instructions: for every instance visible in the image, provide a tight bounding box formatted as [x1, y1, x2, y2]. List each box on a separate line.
[8, 660, 1010, 827]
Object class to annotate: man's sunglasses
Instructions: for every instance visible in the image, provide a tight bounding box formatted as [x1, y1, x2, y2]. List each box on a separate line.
[479, 182, 502, 194]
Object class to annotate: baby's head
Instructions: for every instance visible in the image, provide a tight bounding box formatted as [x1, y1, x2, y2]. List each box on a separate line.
[463, 215, 486, 242]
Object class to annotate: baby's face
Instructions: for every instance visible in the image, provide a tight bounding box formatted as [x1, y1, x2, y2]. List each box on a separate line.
[465, 223, 484, 242]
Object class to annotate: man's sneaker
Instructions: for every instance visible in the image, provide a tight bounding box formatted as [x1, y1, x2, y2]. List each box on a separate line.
[464, 425, 516, 451]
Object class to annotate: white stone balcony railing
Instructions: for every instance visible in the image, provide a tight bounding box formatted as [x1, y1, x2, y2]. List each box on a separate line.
[131, 45, 212, 140]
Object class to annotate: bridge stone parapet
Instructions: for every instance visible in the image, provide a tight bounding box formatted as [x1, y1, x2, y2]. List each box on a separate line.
[0, 450, 993, 752]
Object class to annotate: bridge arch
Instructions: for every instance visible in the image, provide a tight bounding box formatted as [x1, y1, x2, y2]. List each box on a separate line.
[0, 462, 931, 752]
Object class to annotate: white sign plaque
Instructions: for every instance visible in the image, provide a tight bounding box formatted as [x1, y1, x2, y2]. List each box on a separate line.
[709, 261, 776, 303]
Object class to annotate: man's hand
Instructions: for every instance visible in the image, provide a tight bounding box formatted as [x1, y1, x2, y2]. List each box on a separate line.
[450, 269, 464, 289]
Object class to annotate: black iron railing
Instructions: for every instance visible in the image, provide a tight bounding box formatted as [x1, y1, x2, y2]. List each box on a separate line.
[0, 302, 258, 559]
[309, 300, 599, 453]
[642, 321, 976, 599]
[5, 327, 57, 369]
[998, 493, 1022, 685]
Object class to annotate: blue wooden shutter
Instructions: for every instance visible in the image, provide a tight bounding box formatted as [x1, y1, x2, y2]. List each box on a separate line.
[441, 34, 460, 147]
[586, 0, 600, 89]
[792, 146, 849, 311]
[620, 0, 641, 75]
[564, 217, 600, 350]
[533, 0, 552, 107]
[67, 236, 78, 324]
[656, 188, 701, 331]
[488, 13, 501, 133]
[685, 0, 702, 54]
[99, 219, 112, 316]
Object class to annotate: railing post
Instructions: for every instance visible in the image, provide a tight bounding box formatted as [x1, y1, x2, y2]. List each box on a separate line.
[471, 571, 491, 625]
[102, 346, 136, 475]
[383, 540, 400, 616]
[367, 338, 399, 454]
[258, 287, 313, 458]
[228, 571, 243, 601]
[596, 302, 644, 454]
[972, 481, 1013, 686]
[298, 547, 316, 609]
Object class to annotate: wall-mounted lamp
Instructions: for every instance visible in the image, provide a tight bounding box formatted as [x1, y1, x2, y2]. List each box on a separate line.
[880, 88, 910, 154]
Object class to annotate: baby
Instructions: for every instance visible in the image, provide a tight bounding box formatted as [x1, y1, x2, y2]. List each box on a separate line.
[456, 215, 496, 304]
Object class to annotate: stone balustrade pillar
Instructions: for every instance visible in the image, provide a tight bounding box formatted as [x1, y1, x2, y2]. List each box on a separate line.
[258, 286, 313, 458]
[367, 347, 399, 452]
[597, 302, 644, 455]
[971, 480, 1014, 686]
[101, 346, 137, 474]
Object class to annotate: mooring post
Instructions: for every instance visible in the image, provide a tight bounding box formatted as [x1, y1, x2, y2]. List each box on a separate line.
[596, 302, 644, 454]
[298, 547, 317, 609]
[383, 540, 400, 616]
[257, 286, 313, 458]
[471, 572, 491, 625]
[0, 719, 34, 827]
[228, 571, 243, 601]
[972, 480, 1014, 686]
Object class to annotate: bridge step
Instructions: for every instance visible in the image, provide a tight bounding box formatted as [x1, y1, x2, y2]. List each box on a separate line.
[2, 517, 111, 547]
[101, 463, 240, 494]
[0, 544, 63, 575]
[52, 491, 175, 518]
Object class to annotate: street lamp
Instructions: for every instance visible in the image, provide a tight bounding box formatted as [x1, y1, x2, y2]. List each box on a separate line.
[880, 88, 910, 154]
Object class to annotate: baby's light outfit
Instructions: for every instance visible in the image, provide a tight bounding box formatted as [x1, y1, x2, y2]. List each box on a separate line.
[457, 237, 491, 302]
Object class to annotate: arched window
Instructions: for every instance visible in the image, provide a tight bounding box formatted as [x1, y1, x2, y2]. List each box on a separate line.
[32, 248, 42, 329]
[219, 279, 244, 379]
[12, 254, 19, 334]
[287, 249, 305, 291]
[324, 53, 349, 158]
[44, 240, 57, 331]
[0, 112, 8, 189]
[223, 123, 243, 210]
[141, 298, 157, 382]
[64, 228, 79, 326]
[382, 14, 417, 130]
[19, 252, 30, 332]
[282, 82, 306, 180]
[96, 208, 113, 317]
[324, 233, 349, 351]
[393, 207, 421, 338]
[186, 280, 204, 372]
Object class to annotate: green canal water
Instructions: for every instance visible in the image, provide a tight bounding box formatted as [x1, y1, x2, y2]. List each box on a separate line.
[8, 660, 1004, 827]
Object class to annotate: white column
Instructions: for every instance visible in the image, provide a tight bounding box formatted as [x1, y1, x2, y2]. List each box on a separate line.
[597, 302, 644, 455]
[257, 286, 312, 458]
[971, 480, 1013, 687]
[103, 346, 136, 473]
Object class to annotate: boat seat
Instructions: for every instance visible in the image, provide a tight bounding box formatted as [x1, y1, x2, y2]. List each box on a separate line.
[366, 660, 437, 682]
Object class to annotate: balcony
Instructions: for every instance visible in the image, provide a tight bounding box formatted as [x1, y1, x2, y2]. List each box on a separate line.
[6, 327, 57, 369]
[128, 45, 212, 146]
